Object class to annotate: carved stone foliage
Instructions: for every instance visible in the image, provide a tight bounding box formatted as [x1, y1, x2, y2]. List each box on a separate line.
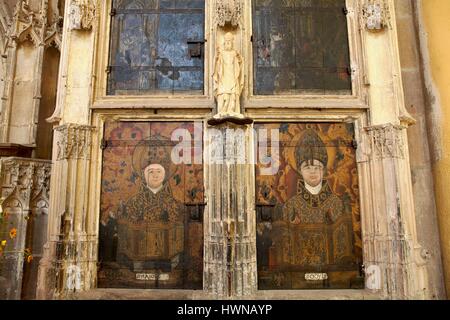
[0, 158, 51, 213]
[365, 124, 405, 160]
[68, 0, 96, 31]
[215, 0, 242, 27]
[55, 124, 95, 161]
[1, 0, 63, 56]
[361, 0, 390, 32]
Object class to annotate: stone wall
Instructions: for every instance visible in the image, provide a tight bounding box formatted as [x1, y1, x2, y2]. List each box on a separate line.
[415, 0, 450, 297]
[394, 0, 446, 299]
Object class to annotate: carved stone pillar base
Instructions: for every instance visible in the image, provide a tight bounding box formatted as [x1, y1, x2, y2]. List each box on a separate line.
[37, 236, 98, 300]
[203, 123, 257, 297]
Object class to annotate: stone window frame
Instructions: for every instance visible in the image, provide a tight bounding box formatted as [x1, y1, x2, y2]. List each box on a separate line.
[92, 0, 215, 109]
[92, 0, 367, 110]
[244, 0, 367, 109]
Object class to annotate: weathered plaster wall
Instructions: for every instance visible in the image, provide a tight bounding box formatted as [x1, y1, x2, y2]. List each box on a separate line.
[417, 0, 450, 297]
[395, 0, 446, 299]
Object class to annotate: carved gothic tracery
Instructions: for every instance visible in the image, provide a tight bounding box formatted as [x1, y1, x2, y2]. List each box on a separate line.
[362, 0, 390, 32]
[0, 158, 51, 213]
[1, 0, 62, 56]
[216, 0, 242, 27]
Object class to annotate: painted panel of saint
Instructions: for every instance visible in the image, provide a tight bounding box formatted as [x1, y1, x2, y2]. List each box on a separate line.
[98, 122, 204, 289]
[255, 123, 363, 289]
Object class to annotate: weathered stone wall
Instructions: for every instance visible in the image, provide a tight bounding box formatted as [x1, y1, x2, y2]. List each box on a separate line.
[394, 0, 446, 299]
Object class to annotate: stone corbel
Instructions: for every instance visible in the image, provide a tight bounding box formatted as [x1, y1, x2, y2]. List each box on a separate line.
[68, 0, 96, 31]
[362, 0, 390, 32]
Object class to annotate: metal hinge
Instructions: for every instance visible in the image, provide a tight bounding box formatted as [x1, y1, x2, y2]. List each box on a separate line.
[186, 203, 206, 222]
[100, 138, 108, 150]
[110, 8, 116, 17]
[343, 7, 349, 15]
[187, 39, 206, 59]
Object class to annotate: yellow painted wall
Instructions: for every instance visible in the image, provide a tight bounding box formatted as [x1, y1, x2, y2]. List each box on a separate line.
[421, 0, 450, 297]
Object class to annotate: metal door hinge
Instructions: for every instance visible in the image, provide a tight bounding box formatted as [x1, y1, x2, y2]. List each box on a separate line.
[187, 40, 206, 59]
[100, 138, 108, 150]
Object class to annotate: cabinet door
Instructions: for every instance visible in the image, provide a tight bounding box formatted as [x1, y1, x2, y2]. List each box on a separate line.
[98, 121, 203, 289]
[255, 123, 363, 289]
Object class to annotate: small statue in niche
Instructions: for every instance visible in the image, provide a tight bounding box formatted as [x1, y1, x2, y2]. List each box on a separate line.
[213, 32, 244, 119]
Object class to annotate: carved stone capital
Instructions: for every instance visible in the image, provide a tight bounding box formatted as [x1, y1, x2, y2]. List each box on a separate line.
[365, 124, 406, 160]
[54, 124, 96, 161]
[215, 0, 242, 27]
[361, 0, 390, 32]
[68, 0, 96, 31]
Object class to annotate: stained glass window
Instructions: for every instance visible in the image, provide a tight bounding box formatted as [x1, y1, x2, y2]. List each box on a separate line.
[107, 0, 205, 95]
[252, 0, 352, 95]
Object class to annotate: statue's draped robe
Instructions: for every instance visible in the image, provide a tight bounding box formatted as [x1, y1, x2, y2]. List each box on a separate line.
[213, 49, 243, 112]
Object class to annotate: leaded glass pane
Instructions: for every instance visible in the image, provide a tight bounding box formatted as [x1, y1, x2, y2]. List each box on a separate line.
[253, 0, 352, 95]
[108, 0, 205, 95]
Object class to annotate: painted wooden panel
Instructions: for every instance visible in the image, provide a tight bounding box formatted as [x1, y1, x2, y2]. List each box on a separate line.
[255, 123, 363, 289]
[107, 0, 205, 95]
[98, 121, 204, 289]
[252, 0, 352, 95]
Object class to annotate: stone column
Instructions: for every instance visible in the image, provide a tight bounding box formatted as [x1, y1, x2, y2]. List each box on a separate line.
[357, 124, 428, 299]
[203, 123, 257, 297]
[0, 157, 51, 300]
[36, 124, 95, 299]
[358, 0, 429, 299]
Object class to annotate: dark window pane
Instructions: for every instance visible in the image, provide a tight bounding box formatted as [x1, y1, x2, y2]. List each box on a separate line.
[108, 0, 205, 95]
[253, 0, 352, 95]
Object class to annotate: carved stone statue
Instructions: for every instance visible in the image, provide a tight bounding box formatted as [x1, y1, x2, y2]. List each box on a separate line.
[213, 32, 244, 119]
